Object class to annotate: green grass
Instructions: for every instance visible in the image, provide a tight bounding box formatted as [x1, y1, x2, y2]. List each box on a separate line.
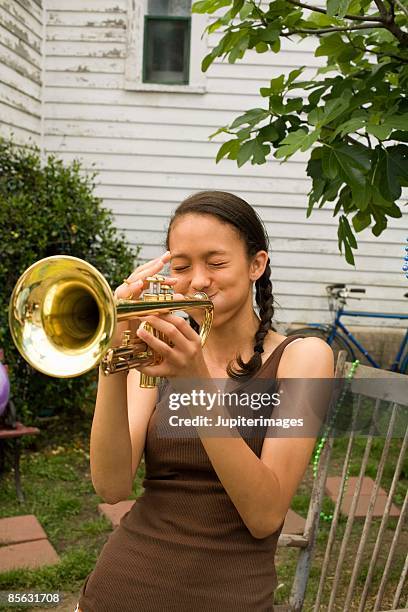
[0, 414, 144, 610]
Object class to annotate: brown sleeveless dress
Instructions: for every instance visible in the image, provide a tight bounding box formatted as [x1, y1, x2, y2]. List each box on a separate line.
[78, 336, 303, 612]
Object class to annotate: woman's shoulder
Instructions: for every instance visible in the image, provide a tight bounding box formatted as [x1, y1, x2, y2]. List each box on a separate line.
[262, 331, 307, 360]
[273, 334, 334, 378]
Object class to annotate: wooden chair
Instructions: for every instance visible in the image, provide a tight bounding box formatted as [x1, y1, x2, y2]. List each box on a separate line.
[276, 353, 407, 611]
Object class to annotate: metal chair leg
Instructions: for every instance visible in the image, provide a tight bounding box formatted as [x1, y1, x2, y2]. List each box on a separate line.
[13, 438, 25, 503]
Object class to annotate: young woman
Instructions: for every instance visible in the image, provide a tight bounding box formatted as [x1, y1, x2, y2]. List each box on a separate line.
[77, 191, 333, 612]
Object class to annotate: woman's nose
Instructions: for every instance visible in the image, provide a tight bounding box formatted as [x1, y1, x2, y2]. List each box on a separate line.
[190, 267, 211, 291]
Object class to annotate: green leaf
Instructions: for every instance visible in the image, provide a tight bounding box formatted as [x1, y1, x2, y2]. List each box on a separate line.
[236, 140, 256, 166]
[228, 34, 250, 63]
[202, 52, 215, 72]
[193, 0, 231, 14]
[275, 128, 320, 159]
[333, 116, 367, 138]
[315, 34, 347, 59]
[352, 211, 371, 232]
[327, 0, 351, 17]
[240, 2, 252, 19]
[270, 38, 281, 53]
[331, 143, 371, 209]
[319, 90, 352, 127]
[285, 98, 303, 113]
[342, 215, 357, 248]
[252, 138, 271, 164]
[230, 108, 269, 129]
[216, 139, 237, 163]
[388, 145, 408, 186]
[372, 212, 387, 237]
[386, 114, 408, 130]
[375, 148, 402, 201]
[287, 67, 305, 87]
[255, 42, 269, 53]
[322, 147, 340, 179]
[258, 23, 280, 42]
[270, 75, 285, 94]
[367, 123, 392, 140]
[259, 124, 279, 142]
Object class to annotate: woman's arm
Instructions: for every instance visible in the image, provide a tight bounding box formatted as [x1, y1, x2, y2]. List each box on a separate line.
[90, 368, 157, 504]
[197, 337, 334, 538]
[90, 251, 174, 503]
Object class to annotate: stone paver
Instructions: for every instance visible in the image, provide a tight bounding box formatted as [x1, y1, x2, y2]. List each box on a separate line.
[325, 476, 401, 517]
[0, 515, 47, 545]
[0, 540, 59, 572]
[98, 500, 135, 527]
[282, 509, 306, 535]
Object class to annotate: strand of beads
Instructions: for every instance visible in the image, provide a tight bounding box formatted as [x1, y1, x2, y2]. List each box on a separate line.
[312, 359, 360, 521]
[403, 237, 408, 279]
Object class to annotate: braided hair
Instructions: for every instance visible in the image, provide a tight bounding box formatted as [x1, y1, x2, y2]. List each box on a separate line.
[166, 191, 275, 380]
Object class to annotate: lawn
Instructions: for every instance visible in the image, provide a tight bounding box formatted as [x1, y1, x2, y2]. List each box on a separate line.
[0, 414, 406, 611]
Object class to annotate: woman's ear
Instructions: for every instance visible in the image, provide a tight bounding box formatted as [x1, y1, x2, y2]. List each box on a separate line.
[249, 250, 269, 281]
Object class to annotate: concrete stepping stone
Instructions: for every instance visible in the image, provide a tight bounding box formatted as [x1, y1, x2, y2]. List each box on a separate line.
[0, 540, 59, 572]
[282, 509, 306, 534]
[0, 515, 47, 545]
[98, 500, 135, 528]
[325, 476, 401, 517]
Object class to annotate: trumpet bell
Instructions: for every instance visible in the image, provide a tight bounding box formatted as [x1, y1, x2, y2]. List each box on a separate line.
[9, 256, 116, 378]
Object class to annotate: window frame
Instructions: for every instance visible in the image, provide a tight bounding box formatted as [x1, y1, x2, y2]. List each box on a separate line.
[143, 14, 191, 85]
[125, 0, 207, 93]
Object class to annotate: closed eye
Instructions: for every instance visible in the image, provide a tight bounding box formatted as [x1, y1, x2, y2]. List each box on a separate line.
[172, 266, 189, 272]
[209, 262, 227, 267]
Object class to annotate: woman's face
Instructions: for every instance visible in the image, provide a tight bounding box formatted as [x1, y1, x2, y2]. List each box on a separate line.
[168, 213, 267, 327]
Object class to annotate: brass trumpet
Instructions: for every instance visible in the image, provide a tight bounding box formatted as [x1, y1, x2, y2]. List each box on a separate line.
[8, 256, 213, 388]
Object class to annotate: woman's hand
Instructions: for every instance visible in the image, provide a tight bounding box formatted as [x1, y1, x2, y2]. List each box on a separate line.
[135, 313, 210, 380]
[111, 252, 177, 347]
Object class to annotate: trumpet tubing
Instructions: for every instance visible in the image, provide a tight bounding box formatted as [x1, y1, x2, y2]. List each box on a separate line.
[8, 256, 213, 388]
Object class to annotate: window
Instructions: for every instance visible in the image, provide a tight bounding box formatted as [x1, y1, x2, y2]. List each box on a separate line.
[125, 0, 206, 93]
[144, 0, 190, 85]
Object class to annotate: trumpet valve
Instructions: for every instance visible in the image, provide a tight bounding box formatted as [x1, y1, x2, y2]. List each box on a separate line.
[122, 329, 132, 347]
[143, 275, 173, 302]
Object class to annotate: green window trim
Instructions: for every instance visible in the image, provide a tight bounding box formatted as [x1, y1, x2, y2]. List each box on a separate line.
[143, 15, 191, 86]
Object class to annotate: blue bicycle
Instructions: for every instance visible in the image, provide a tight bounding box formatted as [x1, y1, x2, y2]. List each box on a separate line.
[286, 284, 408, 373]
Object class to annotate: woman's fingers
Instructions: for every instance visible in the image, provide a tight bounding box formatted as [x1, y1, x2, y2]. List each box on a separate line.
[114, 251, 174, 300]
[137, 314, 199, 348]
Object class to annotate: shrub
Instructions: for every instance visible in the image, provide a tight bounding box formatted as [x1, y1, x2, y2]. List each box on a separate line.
[0, 137, 138, 420]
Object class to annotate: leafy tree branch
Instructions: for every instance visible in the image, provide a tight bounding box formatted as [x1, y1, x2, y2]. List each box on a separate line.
[286, 0, 384, 21]
[193, 0, 408, 265]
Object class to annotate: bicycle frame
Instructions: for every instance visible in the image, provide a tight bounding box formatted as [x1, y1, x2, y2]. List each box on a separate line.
[328, 307, 408, 371]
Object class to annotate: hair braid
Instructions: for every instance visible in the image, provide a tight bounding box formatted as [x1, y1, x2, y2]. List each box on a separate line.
[226, 259, 274, 380]
[254, 259, 274, 354]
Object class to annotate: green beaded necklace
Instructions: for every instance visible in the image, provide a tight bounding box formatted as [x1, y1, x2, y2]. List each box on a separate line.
[312, 359, 360, 522]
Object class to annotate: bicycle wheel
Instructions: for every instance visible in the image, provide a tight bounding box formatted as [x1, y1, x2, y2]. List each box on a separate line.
[399, 351, 408, 374]
[286, 326, 355, 365]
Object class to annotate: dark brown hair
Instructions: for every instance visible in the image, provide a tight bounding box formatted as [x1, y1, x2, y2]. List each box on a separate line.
[166, 191, 274, 380]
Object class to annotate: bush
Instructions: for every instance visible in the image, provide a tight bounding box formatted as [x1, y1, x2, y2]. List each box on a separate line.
[0, 137, 138, 420]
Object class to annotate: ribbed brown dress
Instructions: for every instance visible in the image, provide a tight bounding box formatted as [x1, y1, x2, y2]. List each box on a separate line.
[78, 336, 303, 612]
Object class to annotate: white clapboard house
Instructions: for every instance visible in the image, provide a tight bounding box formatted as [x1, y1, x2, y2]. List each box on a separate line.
[1, 0, 407, 332]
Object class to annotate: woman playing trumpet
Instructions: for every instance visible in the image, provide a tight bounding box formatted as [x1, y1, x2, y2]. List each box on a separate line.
[77, 191, 333, 611]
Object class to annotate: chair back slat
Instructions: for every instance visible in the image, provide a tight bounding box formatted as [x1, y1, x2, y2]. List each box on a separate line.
[357, 413, 408, 612]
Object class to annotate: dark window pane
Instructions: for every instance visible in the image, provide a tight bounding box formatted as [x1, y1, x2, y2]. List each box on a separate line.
[148, 0, 190, 16]
[144, 18, 190, 84]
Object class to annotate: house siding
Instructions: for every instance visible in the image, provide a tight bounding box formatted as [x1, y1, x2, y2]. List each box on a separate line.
[0, 0, 43, 145]
[3, 0, 407, 327]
